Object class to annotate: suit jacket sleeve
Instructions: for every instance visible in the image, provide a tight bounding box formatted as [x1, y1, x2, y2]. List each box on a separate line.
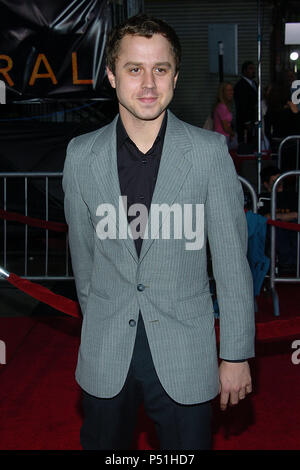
[206, 134, 255, 360]
[62, 138, 94, 316]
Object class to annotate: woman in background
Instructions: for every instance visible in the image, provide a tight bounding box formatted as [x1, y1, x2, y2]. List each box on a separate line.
[213, 82, 238, 149]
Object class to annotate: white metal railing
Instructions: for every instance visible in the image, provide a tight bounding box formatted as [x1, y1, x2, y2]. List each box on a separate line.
[270, 170, 300, 316]
[239, 176, 258, 213]
[0, 172, 72, 281]
[3, 171, 298, 317]
[278, 135, 300, 172]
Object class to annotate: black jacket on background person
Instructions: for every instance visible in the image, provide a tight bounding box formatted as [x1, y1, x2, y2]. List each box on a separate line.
[234, 77, 258, 143]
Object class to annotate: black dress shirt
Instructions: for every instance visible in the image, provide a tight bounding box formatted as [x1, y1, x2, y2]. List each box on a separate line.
[117, 112, 167, 257]
[116, 113, 245, 363]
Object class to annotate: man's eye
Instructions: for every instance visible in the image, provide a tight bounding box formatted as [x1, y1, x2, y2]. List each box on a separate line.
[155, 68, 166, 74]
[130, 67, 140, 73]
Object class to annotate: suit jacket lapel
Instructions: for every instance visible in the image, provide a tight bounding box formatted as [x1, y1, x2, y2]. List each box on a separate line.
[90, 110, 193, 264]
[90, 115, 139, 263]
[138, 111, 192, 263]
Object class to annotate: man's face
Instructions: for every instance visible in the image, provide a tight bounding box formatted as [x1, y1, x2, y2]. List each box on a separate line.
[245, 64, 256, 79]
[106, 33, 178, 123]
[224, 84, 234, 101]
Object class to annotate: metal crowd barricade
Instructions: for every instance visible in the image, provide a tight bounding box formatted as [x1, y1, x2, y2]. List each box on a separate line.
[270, 170, 300, 316]
[278, 135, 300, 173]
[0, 172, 73, 281]
[0, 173, 257, 283]
[238, 176, 258, 213]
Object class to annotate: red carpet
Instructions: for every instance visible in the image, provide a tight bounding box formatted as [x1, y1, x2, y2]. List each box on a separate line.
[0, 284, 300, 450]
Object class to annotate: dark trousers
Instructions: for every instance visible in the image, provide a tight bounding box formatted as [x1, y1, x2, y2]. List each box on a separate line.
[80, 314, 212, 450]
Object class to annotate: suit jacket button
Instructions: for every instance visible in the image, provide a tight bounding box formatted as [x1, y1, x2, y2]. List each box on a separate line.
[137, 284, 145, 292]
[129, 319, 136, 327]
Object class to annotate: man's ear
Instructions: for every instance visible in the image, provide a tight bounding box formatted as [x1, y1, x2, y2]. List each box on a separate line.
[106, 66, 116, 89]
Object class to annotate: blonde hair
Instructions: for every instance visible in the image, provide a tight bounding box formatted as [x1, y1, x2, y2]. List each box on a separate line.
[214, 82, 233, 112]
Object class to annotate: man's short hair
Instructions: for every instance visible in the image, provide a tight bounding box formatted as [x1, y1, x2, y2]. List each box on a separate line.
[260, 165, 281, 184]
[106, 14, 181, 75]
[241, 61, 254, 75]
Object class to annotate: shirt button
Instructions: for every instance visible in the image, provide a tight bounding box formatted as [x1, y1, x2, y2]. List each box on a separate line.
[129, 319, 136, 327]
[137, 284, 145, 292]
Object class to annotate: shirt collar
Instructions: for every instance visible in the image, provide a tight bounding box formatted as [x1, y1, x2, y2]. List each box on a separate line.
[117, 111, 168, 151]
[242, 75, 256, 88]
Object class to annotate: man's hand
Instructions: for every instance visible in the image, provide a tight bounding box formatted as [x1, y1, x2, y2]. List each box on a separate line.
[219, 360, 252, 411]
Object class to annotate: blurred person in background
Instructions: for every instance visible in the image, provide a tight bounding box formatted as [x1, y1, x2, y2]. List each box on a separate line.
[234, 61, 258, 145]
[264, 70, 300, 140]
[213, 82, 238, 150]
[264, 71, 300, 171]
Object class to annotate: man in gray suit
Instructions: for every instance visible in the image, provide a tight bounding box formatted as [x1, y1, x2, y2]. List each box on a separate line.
[63, 14, 255, 450]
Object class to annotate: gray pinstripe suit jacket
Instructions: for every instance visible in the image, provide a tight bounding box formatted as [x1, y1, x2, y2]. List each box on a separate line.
[62, 110, 255, 404]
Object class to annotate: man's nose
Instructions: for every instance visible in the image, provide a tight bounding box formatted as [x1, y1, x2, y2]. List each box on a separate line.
[142, 70, 156, 88]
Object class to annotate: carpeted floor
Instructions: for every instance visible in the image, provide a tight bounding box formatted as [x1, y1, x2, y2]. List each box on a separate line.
[0, 283, 299, 450]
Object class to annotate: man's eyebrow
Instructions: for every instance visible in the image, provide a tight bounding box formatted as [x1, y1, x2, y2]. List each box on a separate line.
[123, 62, 142, 68]
[123, 62, 172, 68]
[155, 62, 172, 68]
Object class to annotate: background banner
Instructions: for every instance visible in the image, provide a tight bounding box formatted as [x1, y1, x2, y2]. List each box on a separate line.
[0, 0, 116, 102]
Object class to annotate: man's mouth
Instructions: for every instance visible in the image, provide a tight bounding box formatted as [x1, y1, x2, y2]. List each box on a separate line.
[137, 97, 158, 104]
